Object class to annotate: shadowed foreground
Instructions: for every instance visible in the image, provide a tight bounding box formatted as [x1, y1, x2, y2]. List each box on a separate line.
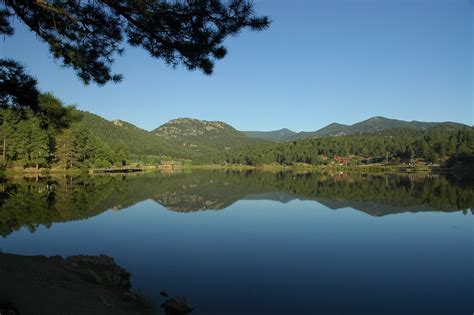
[0, 253, 150, 315]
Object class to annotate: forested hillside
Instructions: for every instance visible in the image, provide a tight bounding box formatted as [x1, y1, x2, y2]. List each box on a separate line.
[227, 127, 474, 167]
[77, 112, 182, 157]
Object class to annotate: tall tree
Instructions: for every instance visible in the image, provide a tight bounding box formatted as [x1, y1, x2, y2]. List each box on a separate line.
[56, 129, 77, 169]
[115, 140, 129, 166]
[28, 120, 51, 168]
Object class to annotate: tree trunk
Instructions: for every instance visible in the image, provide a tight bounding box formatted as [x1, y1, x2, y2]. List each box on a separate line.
[2, 137, 5, 165]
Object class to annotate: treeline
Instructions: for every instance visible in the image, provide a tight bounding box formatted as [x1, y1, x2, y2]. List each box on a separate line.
[1, 93, 133, 169]
[226, 127, 474, 168]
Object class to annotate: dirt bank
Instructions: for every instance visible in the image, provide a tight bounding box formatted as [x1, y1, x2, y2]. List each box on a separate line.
[0, 253, 153, 315]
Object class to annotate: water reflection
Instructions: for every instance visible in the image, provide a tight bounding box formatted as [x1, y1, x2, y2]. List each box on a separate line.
[1, 170, 472, 237]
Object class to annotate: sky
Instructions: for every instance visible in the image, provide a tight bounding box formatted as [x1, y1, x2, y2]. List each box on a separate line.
[1, 0, 472, 132]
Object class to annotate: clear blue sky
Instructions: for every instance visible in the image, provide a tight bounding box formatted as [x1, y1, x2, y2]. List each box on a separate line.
[2, 0, 472, 131]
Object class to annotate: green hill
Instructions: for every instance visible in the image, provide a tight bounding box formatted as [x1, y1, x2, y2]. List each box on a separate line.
[346, 116, 466, 134]
[76, 111, 181, 157]
[293, 123, 350, 139]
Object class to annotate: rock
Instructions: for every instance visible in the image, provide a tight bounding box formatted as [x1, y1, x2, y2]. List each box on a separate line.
[161, 296, 193, 314]
[0, 302, 18, 315]
[0, 253, 147, 314]
[69, 255, 131, 292]
[51, 254, 132, 292]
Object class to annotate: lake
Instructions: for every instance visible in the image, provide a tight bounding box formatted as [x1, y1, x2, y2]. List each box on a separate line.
[1, 170, 473, 315]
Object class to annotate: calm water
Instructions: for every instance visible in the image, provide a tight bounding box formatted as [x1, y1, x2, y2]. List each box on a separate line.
[1, 170, 473, 315]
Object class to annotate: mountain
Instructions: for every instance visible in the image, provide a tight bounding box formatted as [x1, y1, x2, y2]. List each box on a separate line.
[241, 128, 297, 142]
[152, 118, 265, 160]
[244, 116, 468, 141]
[303, 116, 468, 138]
[346, 116, 465, 134]
[293, 123, 350, 139]
[154, 118, 243, 140]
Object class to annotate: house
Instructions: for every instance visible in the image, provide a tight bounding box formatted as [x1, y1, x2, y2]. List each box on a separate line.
[333, 156, 352, 166]
[159, 160, 183, 170]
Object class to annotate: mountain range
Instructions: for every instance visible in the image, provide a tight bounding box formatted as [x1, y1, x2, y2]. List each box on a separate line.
[243, 116, 468, 141]
[79, 111, 468, 161]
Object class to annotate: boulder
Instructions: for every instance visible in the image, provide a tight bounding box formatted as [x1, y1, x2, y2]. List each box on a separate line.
[161, 296, 193, 314]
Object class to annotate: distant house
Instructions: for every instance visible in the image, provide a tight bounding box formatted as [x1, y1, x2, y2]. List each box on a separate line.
[333, 156, 352, 166]
[399, 157, 413, 165]
[361, 156, 386, 165]
[159, 160, 183, 170]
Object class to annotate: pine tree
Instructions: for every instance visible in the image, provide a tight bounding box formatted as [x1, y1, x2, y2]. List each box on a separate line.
[56, 129, 77, 169]
[29, 120, 51, 168]
[2, 1, 269, 85]
[115, 141, 129, 166]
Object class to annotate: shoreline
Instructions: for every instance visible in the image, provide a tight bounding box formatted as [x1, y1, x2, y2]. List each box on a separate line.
[2, 163, 472, 176]
[0, 252, 157, 315]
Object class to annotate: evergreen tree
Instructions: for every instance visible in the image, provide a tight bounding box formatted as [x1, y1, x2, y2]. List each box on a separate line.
[28, 119, 51, 168]
[115, 141, 129, 166]
[56, 129, 77, 169]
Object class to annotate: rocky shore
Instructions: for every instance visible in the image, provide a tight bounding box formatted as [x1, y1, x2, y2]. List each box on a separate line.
[0, 253, 153, 315]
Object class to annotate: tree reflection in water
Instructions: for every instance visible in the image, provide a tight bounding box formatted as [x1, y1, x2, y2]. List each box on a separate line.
[1, 170, 472, 237]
